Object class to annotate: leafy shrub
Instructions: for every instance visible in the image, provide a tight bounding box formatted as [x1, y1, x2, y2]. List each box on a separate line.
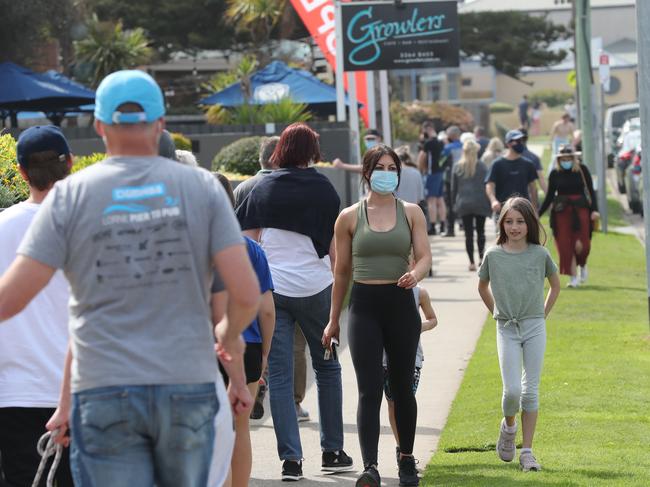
[171, 133, 192, 151]
[529, 89, 573, 108]
[212, 136, 263, 176]
[490, 102, 515, 114]
[390, 101, 475, 141]
[73, 153, 105, 173]
[206, 98, 312, 125]
[0, 184, 19, 209]
[0, 133, 28, 204]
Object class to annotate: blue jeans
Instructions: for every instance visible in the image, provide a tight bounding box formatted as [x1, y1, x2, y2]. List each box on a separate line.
[269, 285, 344, 461]
[70, 383, 218, 487]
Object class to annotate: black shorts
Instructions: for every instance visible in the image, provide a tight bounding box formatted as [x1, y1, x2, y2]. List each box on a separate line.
[219, 342, 263, 386]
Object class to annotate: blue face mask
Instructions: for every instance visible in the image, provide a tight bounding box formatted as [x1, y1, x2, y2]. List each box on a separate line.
[370, 170, 398, 194]
[365, 139, 378, 149]
[560, 160, 573, 170]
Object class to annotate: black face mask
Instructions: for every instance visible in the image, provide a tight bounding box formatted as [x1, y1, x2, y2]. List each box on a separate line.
[511, 142, 526, 154]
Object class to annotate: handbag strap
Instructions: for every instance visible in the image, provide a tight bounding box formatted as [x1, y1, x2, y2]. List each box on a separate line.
[578, 165, 592, 207]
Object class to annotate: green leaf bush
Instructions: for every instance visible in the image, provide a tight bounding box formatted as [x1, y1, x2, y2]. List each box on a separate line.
[0, 132, 106, 207]
[171, 132, 192, 151]
[529, 89, 573, 108]
[489, 102, 515, 114]
[212, 136, 262, 176]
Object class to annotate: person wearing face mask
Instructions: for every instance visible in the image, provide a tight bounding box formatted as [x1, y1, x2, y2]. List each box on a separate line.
[323, 145, 432, 487]
[332, 129, 383, 173]
[485, 130, 539, 219]
[539, 145, 599, 288]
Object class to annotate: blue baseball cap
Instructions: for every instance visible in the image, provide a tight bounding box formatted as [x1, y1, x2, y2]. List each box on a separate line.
[94, 70, 165, 125]
[17, 126, 71, 168]
[505, 129, 525, 144]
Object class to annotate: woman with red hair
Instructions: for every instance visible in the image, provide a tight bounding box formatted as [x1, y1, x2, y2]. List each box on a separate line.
[237, 123, 353, 481]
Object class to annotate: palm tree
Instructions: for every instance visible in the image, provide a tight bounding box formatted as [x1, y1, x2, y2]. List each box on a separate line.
[74, 16, 153, 87]
[226, 0, 286, 63]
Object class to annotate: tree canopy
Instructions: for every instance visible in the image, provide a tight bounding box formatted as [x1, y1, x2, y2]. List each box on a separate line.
[86, 0, 236, 55]
[459, 11, 569, 78]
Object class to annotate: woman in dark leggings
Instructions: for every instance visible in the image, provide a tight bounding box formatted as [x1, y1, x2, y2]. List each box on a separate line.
[451, 139, 492, 271]
[323, 145, 432, 487]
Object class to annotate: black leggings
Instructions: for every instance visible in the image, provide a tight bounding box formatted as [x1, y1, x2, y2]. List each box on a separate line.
[348, 282, 421, 467]
[461, 215, 486, 264]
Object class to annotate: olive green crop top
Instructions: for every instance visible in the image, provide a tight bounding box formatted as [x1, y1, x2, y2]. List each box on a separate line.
[351, 199, 412, 281]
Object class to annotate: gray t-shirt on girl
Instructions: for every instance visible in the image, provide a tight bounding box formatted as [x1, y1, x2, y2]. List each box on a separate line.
[478, 244, 557, 322]
[18, 156, 243, 393]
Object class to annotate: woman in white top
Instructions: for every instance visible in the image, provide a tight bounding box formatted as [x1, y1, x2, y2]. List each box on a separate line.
[236, 123, 353, 481]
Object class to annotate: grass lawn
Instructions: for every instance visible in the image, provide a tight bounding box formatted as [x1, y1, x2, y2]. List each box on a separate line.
[423, 204, 650, 486]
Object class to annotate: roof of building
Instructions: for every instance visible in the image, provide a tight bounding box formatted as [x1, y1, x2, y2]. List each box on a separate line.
[460, 0, 635, 13]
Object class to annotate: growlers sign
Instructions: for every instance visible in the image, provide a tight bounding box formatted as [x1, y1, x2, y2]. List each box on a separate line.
[341, 1, 460, 72]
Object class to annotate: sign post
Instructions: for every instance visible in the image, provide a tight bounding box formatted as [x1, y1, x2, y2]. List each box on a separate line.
[597, 52, 609, 233]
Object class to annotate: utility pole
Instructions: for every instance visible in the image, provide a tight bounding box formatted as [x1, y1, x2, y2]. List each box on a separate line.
[575, 0, 596, 174]
[635, 0, 650, 327]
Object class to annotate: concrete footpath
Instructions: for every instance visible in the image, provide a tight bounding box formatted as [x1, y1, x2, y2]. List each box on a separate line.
[249, 229, 492, 486]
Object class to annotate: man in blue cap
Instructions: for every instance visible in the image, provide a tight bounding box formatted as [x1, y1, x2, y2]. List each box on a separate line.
[0, 70, 261, 487]
[485, 129, 539, 216]
[0, 126, 74, 487]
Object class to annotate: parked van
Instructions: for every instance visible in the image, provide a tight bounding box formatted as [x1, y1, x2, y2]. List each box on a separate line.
[605, 102, 639, 167]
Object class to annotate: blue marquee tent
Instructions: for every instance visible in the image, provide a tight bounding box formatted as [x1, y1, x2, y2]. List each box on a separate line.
[0, 62, 95, 112]
[200, 61, 349, 107]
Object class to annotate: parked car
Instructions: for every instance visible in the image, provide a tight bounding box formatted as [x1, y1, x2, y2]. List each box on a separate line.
[625, 146, 643, 215]
[605, 103, 639, 167]
[615, 129, 641, 193]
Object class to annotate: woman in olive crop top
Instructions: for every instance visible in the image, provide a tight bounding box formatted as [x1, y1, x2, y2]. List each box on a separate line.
[323, 145, 431, 487]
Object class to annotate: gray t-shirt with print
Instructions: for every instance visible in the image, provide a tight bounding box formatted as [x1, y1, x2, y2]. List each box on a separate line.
[18, 156, 243, 393]
[478, 244, 558, 322]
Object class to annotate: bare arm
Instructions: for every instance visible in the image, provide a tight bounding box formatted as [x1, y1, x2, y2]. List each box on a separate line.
[258, 290, 275, 374]
[544, 272, 561, 317]
[243, 228, 261, 241]
[528, 181, 539, 209]
[213, 244, 260, 415]
[333, 158, 362, 173]
[486, 182, 500, 213]
[478, 279, 495, 314]
[322, 208, 354, 349]
[418, 288, 438, 332]
[46, 341, 72, 446]
[0, 256, 56, 322]
[417, 150, 427, 175]
[398, 205, 432, 288]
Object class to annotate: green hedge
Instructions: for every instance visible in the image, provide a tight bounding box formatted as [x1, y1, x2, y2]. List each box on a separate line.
[212, 136, 262, 176]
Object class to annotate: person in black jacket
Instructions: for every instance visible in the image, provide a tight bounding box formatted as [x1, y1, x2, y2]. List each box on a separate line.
[539, 145, 600, 288]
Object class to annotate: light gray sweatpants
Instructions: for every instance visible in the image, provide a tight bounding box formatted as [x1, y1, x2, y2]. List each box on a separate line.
[496, 317, 546, 417]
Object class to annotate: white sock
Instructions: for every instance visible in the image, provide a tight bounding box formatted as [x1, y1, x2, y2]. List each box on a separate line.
[520, 448, 533, 455]
[502, 419, 517, 433]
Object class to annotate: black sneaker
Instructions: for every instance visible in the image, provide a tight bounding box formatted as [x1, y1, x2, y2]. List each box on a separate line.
[281, 460, 303, 481]
[322, 449, 354, 472]
[356, 465, 381, 487]
[438, 222, 446, 234]
[398, 455, 419, 486]
[427, 224, 436, 236]
[250, 379, 266, 420]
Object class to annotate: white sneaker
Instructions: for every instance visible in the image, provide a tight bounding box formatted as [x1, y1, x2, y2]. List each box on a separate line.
[496, 419, 516, 462]
[579, 266, 588, 284]
[295, 403, 310, 422]
[567, 276, 580, 288]
[519, 451, 541, 471]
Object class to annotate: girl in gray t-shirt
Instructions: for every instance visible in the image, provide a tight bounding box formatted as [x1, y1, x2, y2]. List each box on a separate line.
[477, 197, 560, 472]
